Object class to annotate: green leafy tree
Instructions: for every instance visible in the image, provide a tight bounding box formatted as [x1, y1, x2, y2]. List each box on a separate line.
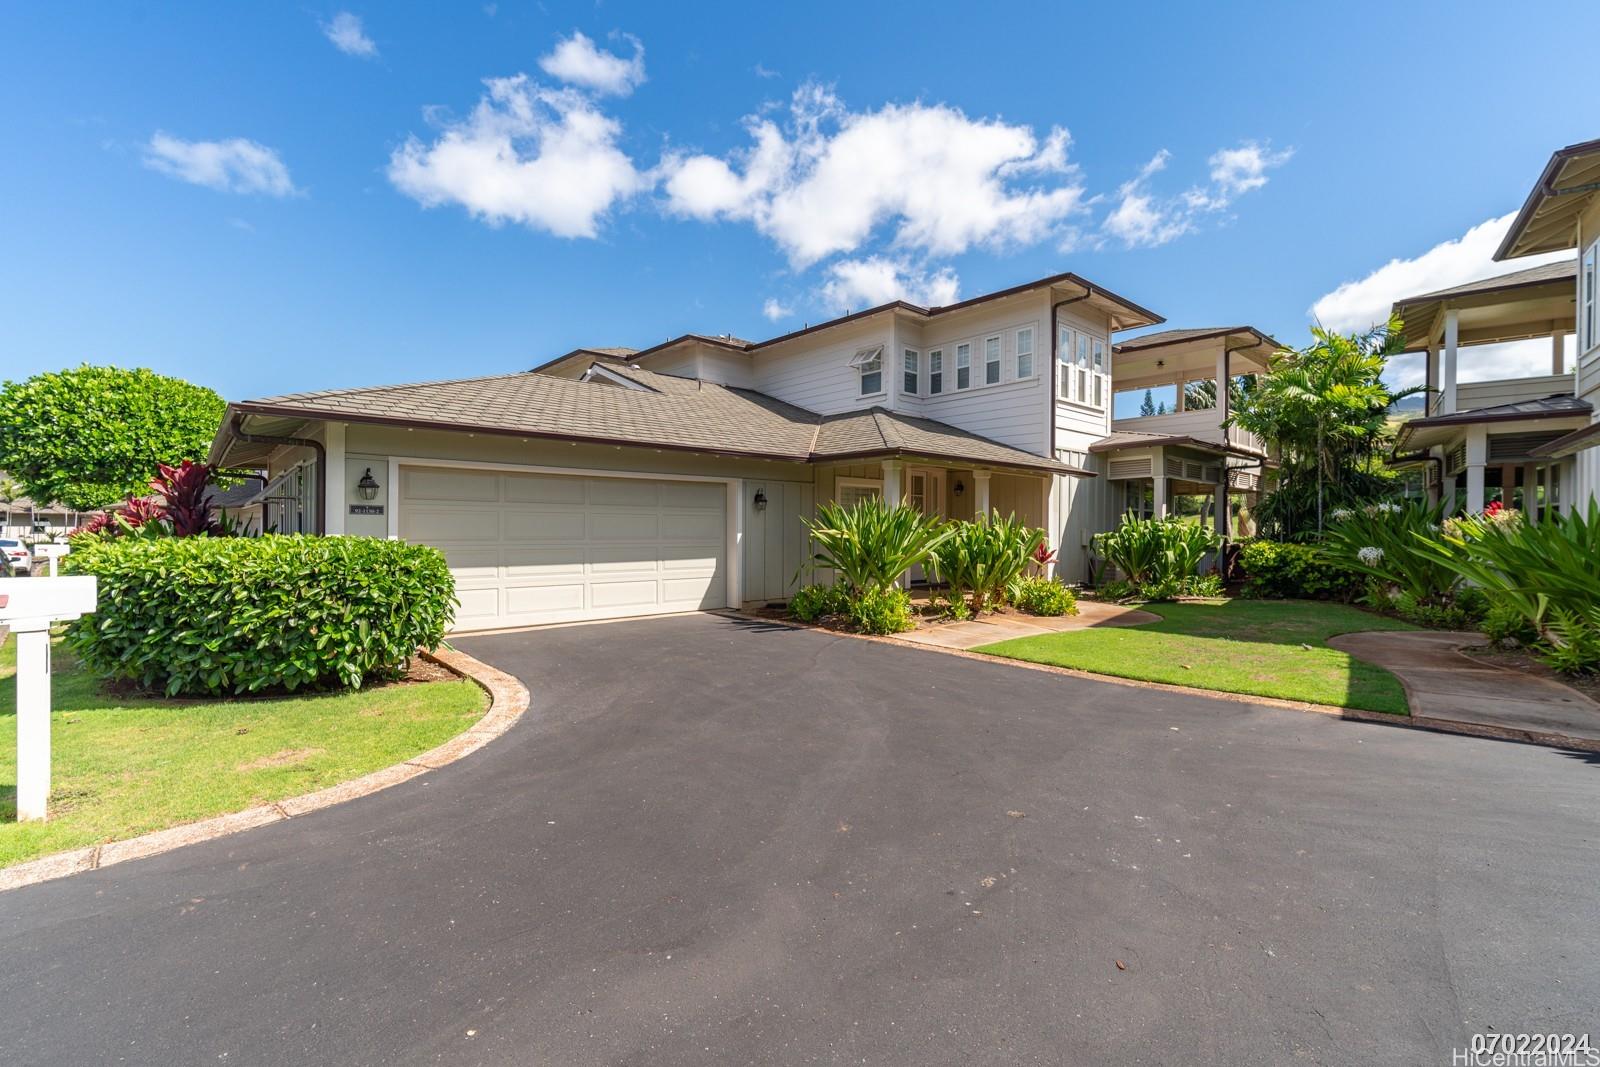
[1226, 320, 1418, 538]
[1139, 389, 1156, 417]
[0, 365, 226, 511]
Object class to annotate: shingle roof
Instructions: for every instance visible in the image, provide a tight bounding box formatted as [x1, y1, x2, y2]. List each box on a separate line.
[1392, 260, 1577, 309]
[1088, 429, 1268, 459]
[229, 369, 1078, 475]
[1402, 393, 1590, 428]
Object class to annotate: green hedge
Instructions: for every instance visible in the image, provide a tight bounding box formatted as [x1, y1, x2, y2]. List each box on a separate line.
[1237, 539, 1363, 601]
[65, 535, 457, 695]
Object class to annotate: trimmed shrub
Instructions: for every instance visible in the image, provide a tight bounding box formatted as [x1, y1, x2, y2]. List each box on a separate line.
[65, 535, 457, 695]
[1481, 600, 1537, 646]
[1238, 539, 1363, 601]
[1012, 577, 1077, 617]
[845, 585, 914, 635]
[788, 582, 850, 623]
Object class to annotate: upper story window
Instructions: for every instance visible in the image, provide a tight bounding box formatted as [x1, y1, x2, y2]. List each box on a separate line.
[903, 348, 919, 395]
[850, 345, 884, 396]
[928, 349, 944, 394]
[1056, 324, 1107, 409]
[984, 335, 1002, 385]
[1015, 328, 1034, 379]
[955, 343, 972, 389]
[1584, 239, 1598, 353]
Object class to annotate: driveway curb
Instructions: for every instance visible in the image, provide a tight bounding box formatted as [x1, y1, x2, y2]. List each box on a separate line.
[731, 612, 1600, 754]
[0, 647, 530, 894]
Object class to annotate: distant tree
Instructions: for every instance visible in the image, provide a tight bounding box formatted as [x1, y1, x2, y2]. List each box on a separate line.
[1156, 400, 1167, 415]
[0, 365, 226, 511]
[1139, 389, 1156, 417]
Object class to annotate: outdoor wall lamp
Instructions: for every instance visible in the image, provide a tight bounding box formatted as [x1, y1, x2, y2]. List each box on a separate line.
[953, 480, 965, 497]
[753, 488, 768, 511]
[356, 468, 381, 501]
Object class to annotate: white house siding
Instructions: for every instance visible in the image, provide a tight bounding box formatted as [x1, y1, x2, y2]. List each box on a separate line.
[1572, 196, 1600, 510]
[1457, 374, 1576, 410]
[742, 477, 815, 603]
[1048, 460, 1116, 585]
[649, 342, 756, 389]
[752, 319, 893, 415]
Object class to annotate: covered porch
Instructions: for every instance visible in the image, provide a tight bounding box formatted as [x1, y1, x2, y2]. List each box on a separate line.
[1108, 326, 1280, 457]
[1088, 433, 1269, 539]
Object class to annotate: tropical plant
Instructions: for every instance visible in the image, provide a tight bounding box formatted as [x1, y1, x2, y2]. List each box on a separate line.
[801, 498, 952, 594]
[1322, 499, 1460, 606]
[1093, 514, 1217, 600]
[844, 585, 916, 635]
[1227, 320, 1419, 538]
[928, 511, 1044, 614]
[1418, 500, 1600, 672]
[788, 582, 850, 623]
[0, 365, 226, 511]
[152, 459, 226, 537]
[1012, 576, 1077, 617]
[64, 535, 457, 695]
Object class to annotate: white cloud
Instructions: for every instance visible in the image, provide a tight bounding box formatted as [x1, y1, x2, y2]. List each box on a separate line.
[388, 75, 644, 239]
[1209, 141, 1292, 197]
[538, 31, 645, 96]
[753, 63, 780, 80]
[819, 257, 959, 312]
[661, 83, 1087, 267]
[761, 297, 794, 321]
[143, 133, 299, 196]
[322, 12, 377, 58]
[1311, 212, 1572, 334]
[1103, 140, 1290, 249]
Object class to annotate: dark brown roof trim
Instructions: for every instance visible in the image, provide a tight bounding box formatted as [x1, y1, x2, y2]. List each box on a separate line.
[1494, 137, 1600, 262]
[1088, 433, 1268, 460]
[1112, 326, 1280, 354]
[1531, 420, 1600, 457]
[816, 445, 1088, 477]
[1392, 263, 1579, 311]
[1400, 398, 1591, 429]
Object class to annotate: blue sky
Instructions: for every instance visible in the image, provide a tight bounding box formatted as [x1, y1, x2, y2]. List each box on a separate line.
[2, 1, 1597, 405]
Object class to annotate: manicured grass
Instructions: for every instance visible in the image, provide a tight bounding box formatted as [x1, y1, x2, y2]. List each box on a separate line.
[977, 599, 1417, 714]
[0, 632, 485, 868]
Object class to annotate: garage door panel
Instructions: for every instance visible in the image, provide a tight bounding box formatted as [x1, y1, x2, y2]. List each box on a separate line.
[660, 511, 723, 541]
[501, 545, 586, 576]
[405, 468, 499, 503]
[589, 510, 659, 541]
[502, 509, 587, 542]
[407, 507, 503, 543]
[587, 479, 660, 507]
[402, 466, 726, 631]
[502, 474, 586, 504]
[504, 583, 586, 615]
[659, 481, 724, 509]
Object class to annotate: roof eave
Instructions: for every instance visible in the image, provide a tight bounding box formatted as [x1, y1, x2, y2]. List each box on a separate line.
[1494, 138, 1600, 261]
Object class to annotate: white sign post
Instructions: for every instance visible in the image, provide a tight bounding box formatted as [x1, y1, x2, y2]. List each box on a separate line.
[1, 576, 97, 821]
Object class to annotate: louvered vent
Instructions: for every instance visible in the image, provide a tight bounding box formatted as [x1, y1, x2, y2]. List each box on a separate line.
[1446, 443, 1467, 475]
[1109, 457, 1152, 479]
[1488, 432, 1564, 463]
[1204, 464, 1221, 483]
[1165, 456, 1184, 477]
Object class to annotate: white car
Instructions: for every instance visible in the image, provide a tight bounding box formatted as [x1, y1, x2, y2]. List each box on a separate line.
[0, 539, 30, 576]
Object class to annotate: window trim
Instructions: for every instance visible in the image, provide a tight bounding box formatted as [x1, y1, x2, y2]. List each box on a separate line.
[955, 342, 972, 390]
[902, 347, 919, 396]
[1583, 238, 1599, 354]
[983, 334, 1002, 385]
[854, 346, 884, 396]
[928, 349, 944, 394]
[1054, 323, 1109, 411]
[834, 476, 883, 507]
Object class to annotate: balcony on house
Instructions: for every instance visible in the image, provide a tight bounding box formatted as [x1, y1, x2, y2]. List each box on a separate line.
[1108, 327, 1277, 455]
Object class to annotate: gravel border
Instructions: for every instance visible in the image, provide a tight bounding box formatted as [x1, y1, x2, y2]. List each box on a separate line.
[0, 646, 530, 894]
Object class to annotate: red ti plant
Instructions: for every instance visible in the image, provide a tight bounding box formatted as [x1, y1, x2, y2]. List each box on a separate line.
[1031, 539, 1058, 575]
[151, 460, 222, 537]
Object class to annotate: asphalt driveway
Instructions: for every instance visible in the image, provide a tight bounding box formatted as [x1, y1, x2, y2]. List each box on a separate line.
[2, 613, 1597, 1066]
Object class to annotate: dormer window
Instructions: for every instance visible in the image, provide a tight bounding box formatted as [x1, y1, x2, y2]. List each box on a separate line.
[850, 345, 884, 395]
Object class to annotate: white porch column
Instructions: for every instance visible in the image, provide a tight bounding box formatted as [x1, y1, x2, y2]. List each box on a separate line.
[881, 460, 903, 506]
[1442, 309, 1460, 415]
[1153, 475, 1169, 519]
[1553, 328, 1566, 376]
[1216, 345, 1230, 425]
[973, 470, 992, 519]
[323, 422, 346, 536]
[1464, 425, 1487, 514]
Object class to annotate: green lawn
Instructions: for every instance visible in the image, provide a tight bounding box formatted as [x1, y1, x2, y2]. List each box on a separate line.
[977, 599, 1417, 714]
[1, 632, 486, 868]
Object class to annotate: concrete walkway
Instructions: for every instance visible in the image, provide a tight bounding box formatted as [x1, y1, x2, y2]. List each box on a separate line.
[1329, 630, 1600, 742]
[895, 598, 1158, 650]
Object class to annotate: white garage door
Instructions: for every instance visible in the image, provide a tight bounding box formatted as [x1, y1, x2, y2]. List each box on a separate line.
[399, 466, 728, 631]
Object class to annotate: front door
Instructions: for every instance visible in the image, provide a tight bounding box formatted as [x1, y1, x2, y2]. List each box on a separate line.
[907, 468, 946, 584]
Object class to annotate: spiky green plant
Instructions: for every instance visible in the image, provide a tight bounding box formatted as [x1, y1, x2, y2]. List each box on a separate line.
[1322, 499, 1458, 604]
[801, 497, 952, 595]
[1093, 514, 1217, 599]
[929, 511, 1045, 614]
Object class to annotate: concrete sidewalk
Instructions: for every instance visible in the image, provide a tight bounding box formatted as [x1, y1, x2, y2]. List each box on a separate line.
[1329, 630, 1600, 743]
[894, 599, 1158, 650]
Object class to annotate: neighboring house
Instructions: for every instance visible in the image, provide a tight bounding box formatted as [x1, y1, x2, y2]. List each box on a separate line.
[203, 476, 268, 535]
[209, 270, 1277, 632]
[1387, 136, 1600, 517]
[0, 473, 98, 540]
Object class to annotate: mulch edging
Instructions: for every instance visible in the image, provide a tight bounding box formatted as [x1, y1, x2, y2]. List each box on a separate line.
[0, 647, 530, 894]
[730, 611, 1600, 754]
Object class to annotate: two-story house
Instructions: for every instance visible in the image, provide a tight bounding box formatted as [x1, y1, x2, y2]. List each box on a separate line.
[208, 270, 1274, 632]
[1388, 136, 1600, 516]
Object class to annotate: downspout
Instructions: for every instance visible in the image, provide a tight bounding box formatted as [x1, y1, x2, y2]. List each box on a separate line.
[228, 414, 327, 535]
